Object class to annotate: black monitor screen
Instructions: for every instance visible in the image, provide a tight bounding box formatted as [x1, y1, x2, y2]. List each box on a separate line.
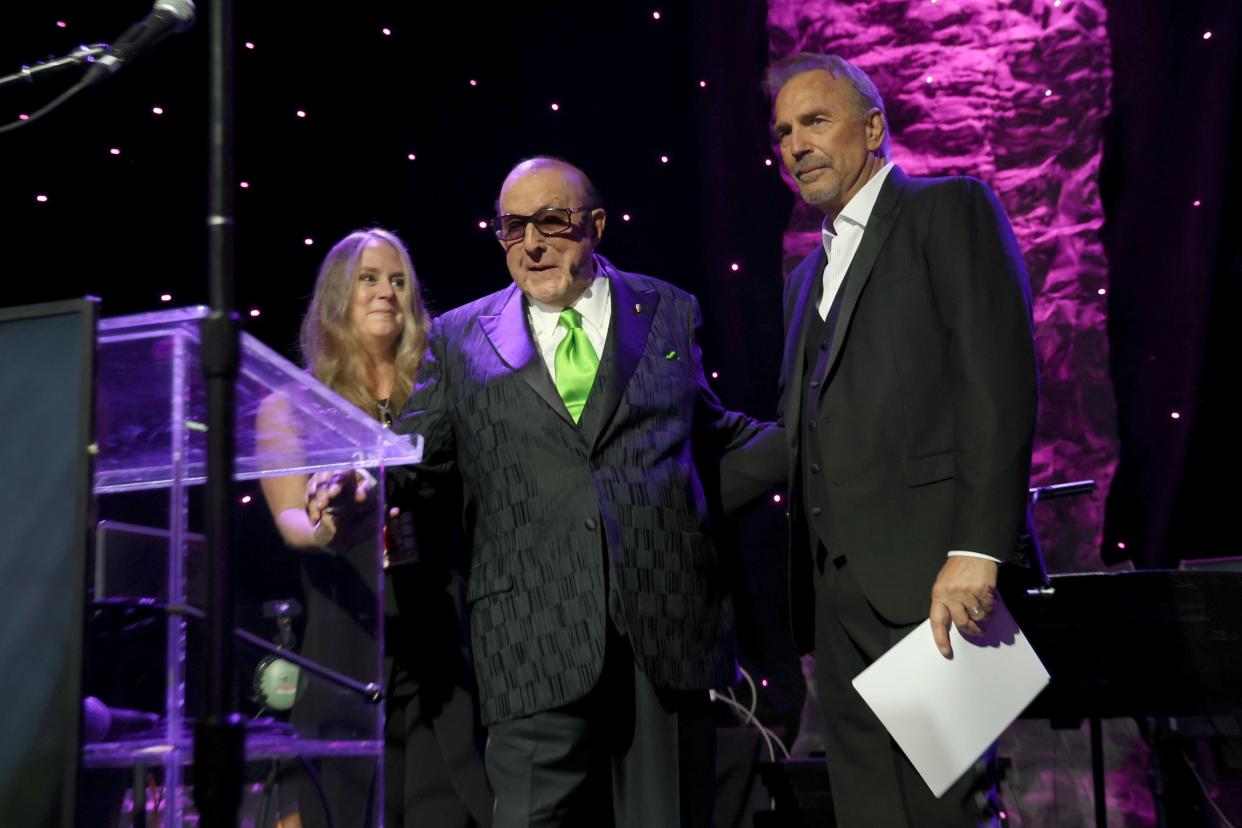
[0, 299, 96, 828]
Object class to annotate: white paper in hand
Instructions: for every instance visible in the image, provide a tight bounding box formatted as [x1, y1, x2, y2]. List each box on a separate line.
[851, 599, 1049, 798]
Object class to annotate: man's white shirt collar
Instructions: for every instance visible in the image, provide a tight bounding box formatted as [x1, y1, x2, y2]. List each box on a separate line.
[526, 267, 610, 340]
[821, 161, 895, 250]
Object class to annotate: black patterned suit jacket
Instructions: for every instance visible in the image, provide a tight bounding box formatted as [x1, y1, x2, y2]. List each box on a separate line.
[391, 257, 761, 726]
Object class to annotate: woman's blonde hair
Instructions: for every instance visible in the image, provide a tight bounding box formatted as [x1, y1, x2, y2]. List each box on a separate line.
[299, 228, 430, 420]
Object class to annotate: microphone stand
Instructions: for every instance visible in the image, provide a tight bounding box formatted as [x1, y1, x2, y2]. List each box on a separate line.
[0, 44, 108, 89]
[1022, 478, 1102, 826]
[1025, 479, 1097, 593]
[192, 0, 244, 824]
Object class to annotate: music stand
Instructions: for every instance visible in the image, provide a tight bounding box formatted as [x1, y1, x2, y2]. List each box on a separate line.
[1004, 483, 1242, 828]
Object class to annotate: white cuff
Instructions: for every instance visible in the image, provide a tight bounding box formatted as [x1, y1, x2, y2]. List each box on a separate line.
[947, 550, 1002, 563]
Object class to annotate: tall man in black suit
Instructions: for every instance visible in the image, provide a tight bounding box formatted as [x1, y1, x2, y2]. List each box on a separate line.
[313, 157, 762, 826]
[746, 54, 1040, 826]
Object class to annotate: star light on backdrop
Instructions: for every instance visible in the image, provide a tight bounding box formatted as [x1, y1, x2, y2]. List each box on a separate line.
[7, 3, 749, 347]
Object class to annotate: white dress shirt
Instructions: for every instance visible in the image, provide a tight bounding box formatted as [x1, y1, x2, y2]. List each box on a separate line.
[525, 267, 611, 383]
[817, 161, 894, 319]
[816, 162, 999, 565]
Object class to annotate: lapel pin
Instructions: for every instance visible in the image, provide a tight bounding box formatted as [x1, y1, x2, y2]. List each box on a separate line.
[665, 350, 678, 360]
[634, 304, 642, 313]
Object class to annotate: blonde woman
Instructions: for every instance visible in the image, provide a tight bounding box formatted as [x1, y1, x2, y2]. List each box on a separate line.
[259, 228, 491, 827]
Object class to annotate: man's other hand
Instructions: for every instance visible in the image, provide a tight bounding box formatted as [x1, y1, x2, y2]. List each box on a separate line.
[929, 556, 999, 658]
[305, 470, 375, 545]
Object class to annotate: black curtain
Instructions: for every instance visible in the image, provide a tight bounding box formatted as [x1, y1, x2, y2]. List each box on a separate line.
[1101, 0, 1242, 567]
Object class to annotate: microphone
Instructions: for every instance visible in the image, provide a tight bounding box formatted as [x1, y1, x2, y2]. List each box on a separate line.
[81, 696, 162, 742]
[83, 0, 196, 86]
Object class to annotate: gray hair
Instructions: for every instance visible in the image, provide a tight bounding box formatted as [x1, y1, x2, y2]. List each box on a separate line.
[765, 53, 891, 157]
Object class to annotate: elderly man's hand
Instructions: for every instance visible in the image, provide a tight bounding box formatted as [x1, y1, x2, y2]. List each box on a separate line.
[928, 556, 999, 658]
[305, 470, 376, 546]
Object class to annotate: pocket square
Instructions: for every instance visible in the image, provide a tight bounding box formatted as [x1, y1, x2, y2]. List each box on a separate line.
[665, 350, 679, 360]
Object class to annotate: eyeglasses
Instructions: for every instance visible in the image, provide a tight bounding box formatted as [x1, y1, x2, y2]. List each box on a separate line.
[490, 207, 593, 241]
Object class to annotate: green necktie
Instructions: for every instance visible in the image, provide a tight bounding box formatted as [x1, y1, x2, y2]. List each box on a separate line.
[554, 307, 599, 423]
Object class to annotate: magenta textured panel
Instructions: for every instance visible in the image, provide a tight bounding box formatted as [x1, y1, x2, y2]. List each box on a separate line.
[769, 0, 1117, 575]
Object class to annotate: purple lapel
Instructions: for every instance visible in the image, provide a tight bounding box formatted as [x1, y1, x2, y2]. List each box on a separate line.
[477, 284, 576, 428]
[579, 259, 658, 449]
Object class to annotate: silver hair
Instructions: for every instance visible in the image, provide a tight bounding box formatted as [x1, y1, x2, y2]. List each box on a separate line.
[765, 52, 891, 157]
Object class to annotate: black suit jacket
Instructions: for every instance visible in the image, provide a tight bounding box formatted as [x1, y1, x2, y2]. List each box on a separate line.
[759, 166, 1038, 650]
[391, 258, 761, 726]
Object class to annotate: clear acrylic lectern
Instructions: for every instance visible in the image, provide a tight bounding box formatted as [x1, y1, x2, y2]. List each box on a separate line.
[81, 306, 422, 826]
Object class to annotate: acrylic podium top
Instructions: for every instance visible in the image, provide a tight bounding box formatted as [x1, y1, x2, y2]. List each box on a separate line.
[94, 306, 423, 493]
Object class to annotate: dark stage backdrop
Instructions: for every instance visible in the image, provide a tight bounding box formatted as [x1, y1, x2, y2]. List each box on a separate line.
[3, 0, 1239, 823]
[1100, 0, 1241, 570]
[0, 0, 799, 690]
[6, 0, 1233, 569]
[2, 2, 785, 399]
